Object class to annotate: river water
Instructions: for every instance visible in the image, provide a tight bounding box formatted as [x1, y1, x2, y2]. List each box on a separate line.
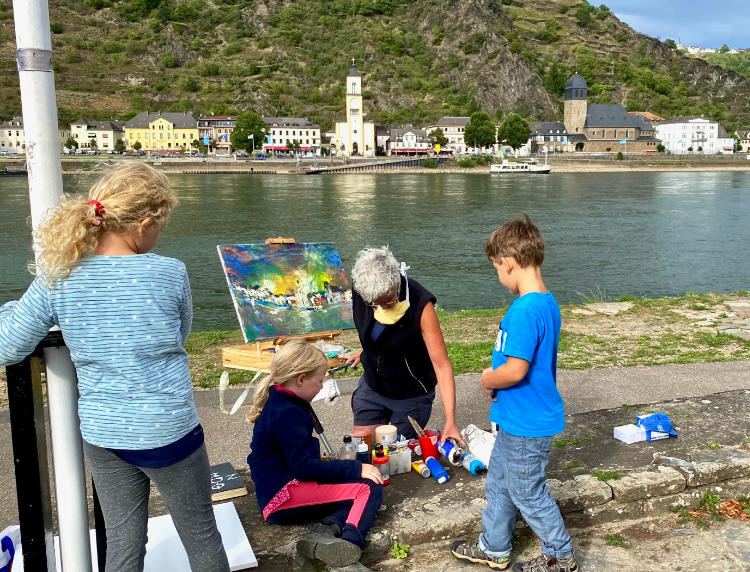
[1, 171, 748, 330]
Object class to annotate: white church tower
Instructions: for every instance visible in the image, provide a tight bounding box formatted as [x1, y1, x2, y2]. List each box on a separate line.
[334, 60, 375, 157]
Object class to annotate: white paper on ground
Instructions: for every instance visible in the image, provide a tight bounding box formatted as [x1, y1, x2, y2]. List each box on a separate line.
[14, 501, 256, 571]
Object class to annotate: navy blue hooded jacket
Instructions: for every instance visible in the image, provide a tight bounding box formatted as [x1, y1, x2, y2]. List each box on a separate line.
[247, 386, 362, 511]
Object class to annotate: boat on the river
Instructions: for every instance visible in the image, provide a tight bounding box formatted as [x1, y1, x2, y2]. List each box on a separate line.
[1, 163, 27, 176]
[490, 159, 551, 174]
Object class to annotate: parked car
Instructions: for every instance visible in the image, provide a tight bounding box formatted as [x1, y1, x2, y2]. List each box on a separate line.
[255, 153, 267, 159]
[87, 149, 100, 155]
[234, 152, 249, 159]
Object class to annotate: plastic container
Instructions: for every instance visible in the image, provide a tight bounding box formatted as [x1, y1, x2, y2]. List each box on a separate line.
[351, 427, 374, 452]
[373, 450, 390, 485]
[460, 452, 486, 475]
[375, 424, 398, 446]
[417, 434, 439, 461]
[356, 438, 370, 464]
[387, 444, 412, 475]
[339, 435, 357, 460]
[424, 456, 449, 484]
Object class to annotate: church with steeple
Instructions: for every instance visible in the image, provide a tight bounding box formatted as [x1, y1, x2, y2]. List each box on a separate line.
[332, 60, 375, 157]
[563, 74, 660, 153]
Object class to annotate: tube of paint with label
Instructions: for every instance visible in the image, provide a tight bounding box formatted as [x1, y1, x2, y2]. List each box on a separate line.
[411, 460, 431, 478]
[460, 452, 486, 475]
[424, 456, 449, 484]
[437, 438, 463, 465]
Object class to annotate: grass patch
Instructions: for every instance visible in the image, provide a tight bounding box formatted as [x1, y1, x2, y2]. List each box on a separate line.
[553, 433, 595, 448]
[605, 533, 631, 549]
[593, 470, 622, 481]
[694, 441, 722, 450]
[563, 459, 581, 470]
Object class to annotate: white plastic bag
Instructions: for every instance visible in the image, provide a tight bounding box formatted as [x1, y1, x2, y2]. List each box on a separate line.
[461, 424, 496, 469]
[1, 525, 21, 572]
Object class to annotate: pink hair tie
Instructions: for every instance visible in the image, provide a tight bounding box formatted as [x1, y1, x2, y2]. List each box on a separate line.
[86, 199, 105, 226]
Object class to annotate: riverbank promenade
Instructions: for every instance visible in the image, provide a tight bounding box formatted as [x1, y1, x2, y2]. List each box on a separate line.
[1, 360, 750, 570]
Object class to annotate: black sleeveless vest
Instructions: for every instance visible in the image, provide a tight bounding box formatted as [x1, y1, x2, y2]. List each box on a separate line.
[352, 276, 437, 399]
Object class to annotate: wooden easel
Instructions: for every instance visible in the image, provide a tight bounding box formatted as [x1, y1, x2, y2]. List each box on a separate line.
[220, 237, 348, 373]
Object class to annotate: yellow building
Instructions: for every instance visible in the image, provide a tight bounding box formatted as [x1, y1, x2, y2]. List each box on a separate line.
[123, 111, 199, 152]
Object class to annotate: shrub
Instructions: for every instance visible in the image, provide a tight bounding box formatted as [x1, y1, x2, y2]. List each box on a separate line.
[616, 151, 623, 160]
[421, 158, 438, 168]
[50, 22, 63, 34]
[458, 157, 475, 168]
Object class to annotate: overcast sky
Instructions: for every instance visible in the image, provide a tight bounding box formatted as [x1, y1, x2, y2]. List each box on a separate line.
[602, 0, 749, 49]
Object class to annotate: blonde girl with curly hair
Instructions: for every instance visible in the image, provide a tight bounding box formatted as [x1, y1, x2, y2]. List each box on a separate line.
[0, 164, 229, 572]
[247, 339, 383, 569]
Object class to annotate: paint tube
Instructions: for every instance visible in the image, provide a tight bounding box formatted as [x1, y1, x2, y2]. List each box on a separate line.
[437, 438, 463, 465]
[411, 461, 431, 478]
[424, 456, 449, 484]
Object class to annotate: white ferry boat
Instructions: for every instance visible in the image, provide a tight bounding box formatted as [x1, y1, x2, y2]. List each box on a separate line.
[490, 159, 551, 174]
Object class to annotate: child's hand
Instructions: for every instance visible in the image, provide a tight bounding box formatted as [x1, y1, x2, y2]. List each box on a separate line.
[481, 367, 498, 401]
[361, 463, 384, 484]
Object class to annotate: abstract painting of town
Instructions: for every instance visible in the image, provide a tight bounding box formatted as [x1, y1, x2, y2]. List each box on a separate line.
[217, 242, 354, 342]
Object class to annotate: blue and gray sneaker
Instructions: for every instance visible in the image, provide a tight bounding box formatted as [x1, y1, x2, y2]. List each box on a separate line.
[512, 551, 578, 572]
[450, 540, 511, 569]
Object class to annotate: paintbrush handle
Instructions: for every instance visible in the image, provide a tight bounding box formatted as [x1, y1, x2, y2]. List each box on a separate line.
[408, 415, 427, 438]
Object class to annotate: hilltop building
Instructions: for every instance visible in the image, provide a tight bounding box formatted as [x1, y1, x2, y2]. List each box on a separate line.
[123, 111, 199, 152]
[262, 117, 321, 155]
[332, 61, 375, 157]
[563, 74, 660, 153]
[655, 117, 735, 155]
[0, 116, 70, 153]
[70, 119, 124, 152]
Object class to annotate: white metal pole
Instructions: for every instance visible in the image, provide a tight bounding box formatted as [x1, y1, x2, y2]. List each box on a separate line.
[13, 2, 93, 571]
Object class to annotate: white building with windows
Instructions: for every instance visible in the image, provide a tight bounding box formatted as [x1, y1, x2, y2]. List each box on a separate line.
[385, 126, 432, 156]
[332, 61, 375, 157]
[425, 117, 470, 155]
[262, 117, 321, 155]
[0, 116, 70, 153]
[70, 119, 124, 152]
[656, 117, 734, 155]
[197, 116, 236, 154]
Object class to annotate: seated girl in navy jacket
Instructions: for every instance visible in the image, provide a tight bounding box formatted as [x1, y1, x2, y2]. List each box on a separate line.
[247, 340, 383, 568]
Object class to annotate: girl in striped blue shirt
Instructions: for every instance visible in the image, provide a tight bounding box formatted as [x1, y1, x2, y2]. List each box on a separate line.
[0, 164, 229, 572]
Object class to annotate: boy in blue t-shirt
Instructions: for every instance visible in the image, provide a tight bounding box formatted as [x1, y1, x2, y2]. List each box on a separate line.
[451, 216, 577, 572]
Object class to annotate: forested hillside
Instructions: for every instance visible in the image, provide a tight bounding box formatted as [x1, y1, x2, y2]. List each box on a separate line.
[0, 0, 748, 131]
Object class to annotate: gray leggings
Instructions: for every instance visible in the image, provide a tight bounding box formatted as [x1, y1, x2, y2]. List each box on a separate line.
[83, 441, 230, 572]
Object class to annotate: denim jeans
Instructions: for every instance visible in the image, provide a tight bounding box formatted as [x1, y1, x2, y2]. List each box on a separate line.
[478, 427, 572, 559]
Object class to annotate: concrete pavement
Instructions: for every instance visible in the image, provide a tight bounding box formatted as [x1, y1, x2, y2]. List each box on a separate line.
[1, 360, 749, 570]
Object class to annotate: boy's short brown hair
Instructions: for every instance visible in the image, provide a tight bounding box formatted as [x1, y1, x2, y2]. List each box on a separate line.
[485, 215, 544, 268]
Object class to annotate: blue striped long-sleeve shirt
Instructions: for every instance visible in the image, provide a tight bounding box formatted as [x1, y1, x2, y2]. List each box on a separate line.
[0, 253, 199, 449]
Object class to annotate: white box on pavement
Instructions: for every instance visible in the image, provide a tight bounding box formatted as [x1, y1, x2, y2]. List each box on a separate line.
[613, 423, 669, 444]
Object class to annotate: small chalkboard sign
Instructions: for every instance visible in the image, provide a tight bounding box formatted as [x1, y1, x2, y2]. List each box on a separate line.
[210, 462, 248, 502]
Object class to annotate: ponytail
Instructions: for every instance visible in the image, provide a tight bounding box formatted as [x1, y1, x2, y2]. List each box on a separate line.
[246, 339, 328, 422]
[32, 164, 176, 285]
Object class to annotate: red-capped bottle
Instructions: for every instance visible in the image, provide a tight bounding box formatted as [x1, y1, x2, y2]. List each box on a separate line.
[373, 450, 390, 485]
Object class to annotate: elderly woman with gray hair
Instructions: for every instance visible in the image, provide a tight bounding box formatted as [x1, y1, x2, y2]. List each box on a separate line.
[344, 246, 464, 445]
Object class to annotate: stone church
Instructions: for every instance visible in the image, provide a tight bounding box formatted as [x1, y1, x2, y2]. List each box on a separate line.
[564, 74, 660, 153]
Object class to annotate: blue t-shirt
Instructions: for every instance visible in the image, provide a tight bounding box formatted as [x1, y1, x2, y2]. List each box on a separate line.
[489, 292, 564, 437]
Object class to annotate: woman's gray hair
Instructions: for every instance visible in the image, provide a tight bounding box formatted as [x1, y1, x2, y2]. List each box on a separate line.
[351, 246, 400, 303]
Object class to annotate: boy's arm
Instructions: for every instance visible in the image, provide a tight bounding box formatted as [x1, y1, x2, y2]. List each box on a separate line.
[480, 357, 529, 399]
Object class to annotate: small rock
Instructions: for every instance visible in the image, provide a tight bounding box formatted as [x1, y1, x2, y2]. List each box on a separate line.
[670, 528, 693, 535]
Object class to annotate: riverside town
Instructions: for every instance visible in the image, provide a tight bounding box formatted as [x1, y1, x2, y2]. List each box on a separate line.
[2, 1, 750, 571]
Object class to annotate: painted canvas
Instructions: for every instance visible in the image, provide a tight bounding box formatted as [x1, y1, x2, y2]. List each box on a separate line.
[217, 243, 354, 342]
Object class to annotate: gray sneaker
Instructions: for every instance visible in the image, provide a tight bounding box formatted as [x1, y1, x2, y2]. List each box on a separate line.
[450, 540, 511, 569]
[297, 533, 362, 568]
[512, 552, 578, 572]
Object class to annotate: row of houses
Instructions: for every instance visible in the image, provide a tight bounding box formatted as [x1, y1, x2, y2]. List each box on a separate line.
[1, 73, 747, 157]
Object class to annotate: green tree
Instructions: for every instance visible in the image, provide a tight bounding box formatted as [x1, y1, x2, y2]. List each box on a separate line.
[89, 138, 98, 149]
[64, 136, 78, 149]
[114, 139, 125, 154]
[464, 111, 496, 150]
[230, 110, 268, 154]
[428, 128, 448, 147]
[498, 113, 531, 150]
[720, 44, 730, 53]
[656, 144, 665, 153]
[133, 140, 142, 151]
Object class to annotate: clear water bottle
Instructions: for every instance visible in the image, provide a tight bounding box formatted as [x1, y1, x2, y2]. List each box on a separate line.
[339, 435, 357, 460]
[356, 438, 370, 464]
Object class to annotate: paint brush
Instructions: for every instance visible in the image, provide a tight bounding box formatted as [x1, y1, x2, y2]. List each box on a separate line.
[408, 416, 427, 438]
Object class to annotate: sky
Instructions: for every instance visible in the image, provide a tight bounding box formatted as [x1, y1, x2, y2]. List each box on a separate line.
[601, 0, 749, 49]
